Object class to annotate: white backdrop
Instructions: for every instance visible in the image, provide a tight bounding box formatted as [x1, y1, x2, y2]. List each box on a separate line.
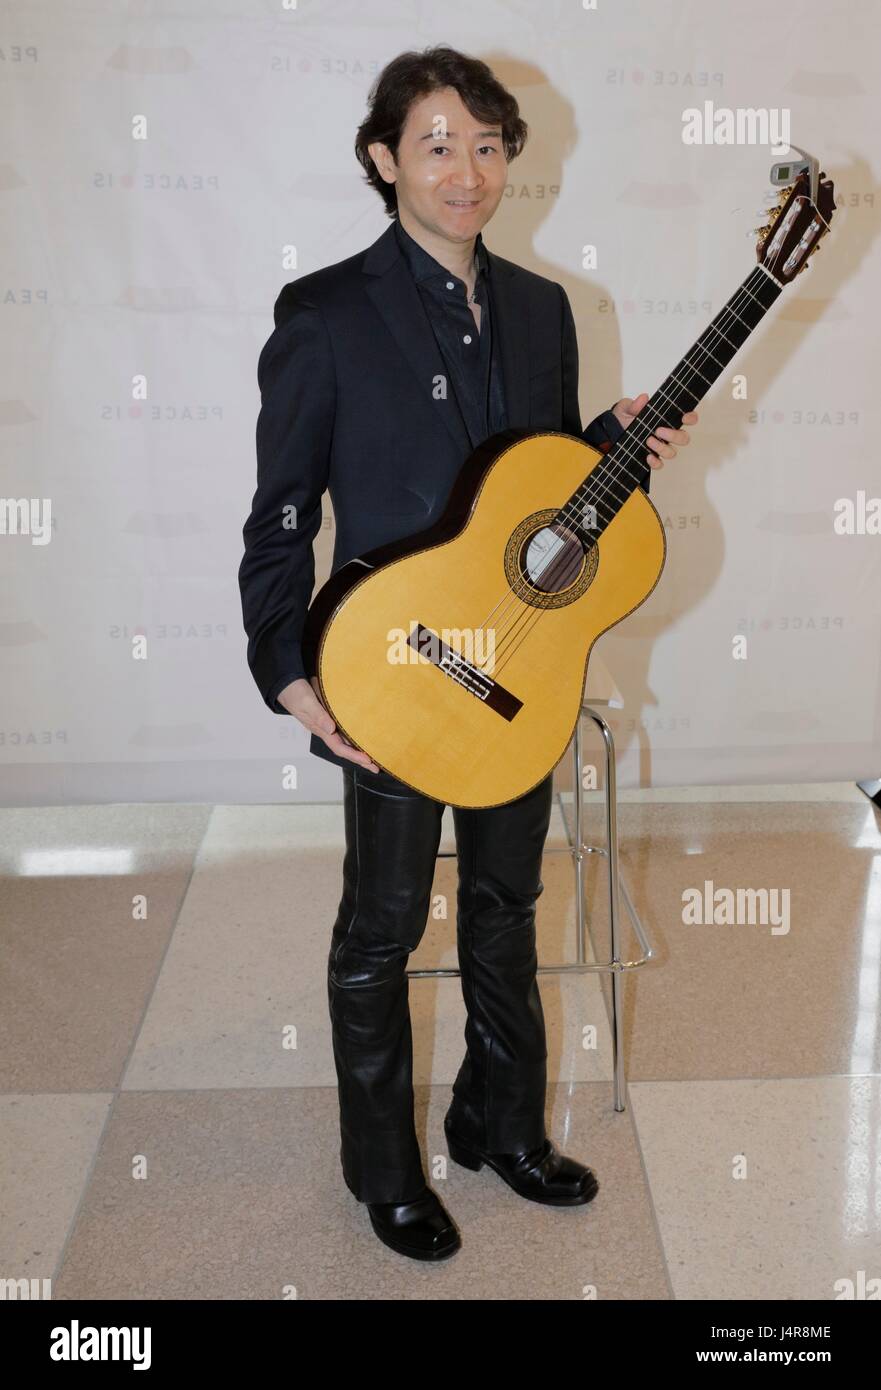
[2, 0, 879, 804]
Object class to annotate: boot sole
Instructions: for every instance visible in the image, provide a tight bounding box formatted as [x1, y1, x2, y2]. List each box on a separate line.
[367, 1213, 461, 1261]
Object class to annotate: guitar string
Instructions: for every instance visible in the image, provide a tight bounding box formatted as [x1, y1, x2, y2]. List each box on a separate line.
[481, 202, 833, 664]
[487, 267, 773, 649]
[434, 263, 776, 693]
[484, 267, 774, 682]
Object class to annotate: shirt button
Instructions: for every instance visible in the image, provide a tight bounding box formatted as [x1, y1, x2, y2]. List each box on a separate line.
[446, 281, 455, 290]
[463, 334, 472, 344]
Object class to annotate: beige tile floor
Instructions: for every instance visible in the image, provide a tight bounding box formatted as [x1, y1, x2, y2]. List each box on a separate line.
[1, 785, 879, 1299]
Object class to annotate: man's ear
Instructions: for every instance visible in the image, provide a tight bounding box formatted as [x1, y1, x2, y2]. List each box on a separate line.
[367, 140, 396, 186]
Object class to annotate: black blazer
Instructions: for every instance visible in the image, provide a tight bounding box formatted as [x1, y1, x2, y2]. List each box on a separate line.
[238, 220, 650, 773]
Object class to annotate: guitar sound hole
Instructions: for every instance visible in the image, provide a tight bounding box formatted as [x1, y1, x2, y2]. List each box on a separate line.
[519, 524, 585, 594]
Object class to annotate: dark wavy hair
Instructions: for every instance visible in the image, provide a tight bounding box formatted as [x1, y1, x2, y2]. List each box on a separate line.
[355, 45, 528, 219]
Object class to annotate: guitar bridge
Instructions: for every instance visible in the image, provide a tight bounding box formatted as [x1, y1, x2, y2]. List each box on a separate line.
[406, 622, 522, 722]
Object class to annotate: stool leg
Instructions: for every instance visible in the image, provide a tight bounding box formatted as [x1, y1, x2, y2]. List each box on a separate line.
[596, 714, 626, 1114]
[574, 709, 586, 964]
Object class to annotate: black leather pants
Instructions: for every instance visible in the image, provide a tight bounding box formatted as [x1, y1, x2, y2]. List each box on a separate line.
[328, 762, 555, 1205]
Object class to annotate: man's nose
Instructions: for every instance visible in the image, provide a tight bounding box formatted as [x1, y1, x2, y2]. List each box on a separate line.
[451, 155, 482, 188]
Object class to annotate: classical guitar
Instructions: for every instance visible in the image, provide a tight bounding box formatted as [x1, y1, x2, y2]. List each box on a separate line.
[303, 157, 836, 807]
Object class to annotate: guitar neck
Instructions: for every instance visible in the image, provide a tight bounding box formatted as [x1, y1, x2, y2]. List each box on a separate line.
[567, 263, 785, 537]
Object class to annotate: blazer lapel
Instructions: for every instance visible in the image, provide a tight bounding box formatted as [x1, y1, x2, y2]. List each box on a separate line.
[362, 224, 472, 457]
[484, 250, 532, 430]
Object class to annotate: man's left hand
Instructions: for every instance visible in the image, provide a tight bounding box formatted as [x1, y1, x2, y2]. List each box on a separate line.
[612, 392, 699, 470]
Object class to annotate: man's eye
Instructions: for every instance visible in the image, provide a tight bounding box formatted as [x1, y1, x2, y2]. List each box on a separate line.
[478, 145, 498, 155]
[430, 145, 449, 155]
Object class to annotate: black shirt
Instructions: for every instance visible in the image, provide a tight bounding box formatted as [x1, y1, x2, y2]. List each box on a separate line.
[393, 217, 507, 449]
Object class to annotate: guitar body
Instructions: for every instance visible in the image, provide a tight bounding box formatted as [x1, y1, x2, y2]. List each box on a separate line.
[305, 430, 666, 807]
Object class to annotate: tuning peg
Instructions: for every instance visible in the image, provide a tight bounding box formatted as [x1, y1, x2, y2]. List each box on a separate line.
[759, 207, 783, 232]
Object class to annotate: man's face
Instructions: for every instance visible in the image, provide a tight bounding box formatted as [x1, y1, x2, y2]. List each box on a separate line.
[369, 86, 508, 244]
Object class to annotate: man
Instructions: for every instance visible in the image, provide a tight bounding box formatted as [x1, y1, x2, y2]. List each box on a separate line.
[238, 45, 697, 1262]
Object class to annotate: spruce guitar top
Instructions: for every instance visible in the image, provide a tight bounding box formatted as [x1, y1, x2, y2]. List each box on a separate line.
[303, 155, 836, 807]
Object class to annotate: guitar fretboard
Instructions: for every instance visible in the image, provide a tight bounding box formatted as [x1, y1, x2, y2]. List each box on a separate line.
[563, 264, 784, 541]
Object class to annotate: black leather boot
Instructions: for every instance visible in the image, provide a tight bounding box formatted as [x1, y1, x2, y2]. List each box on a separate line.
[367, 1185, 461, 1260]
[444, 1118, 599, 1206]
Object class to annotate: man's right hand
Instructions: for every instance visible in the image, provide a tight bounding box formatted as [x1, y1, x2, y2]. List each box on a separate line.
[276, 677, 380, 773]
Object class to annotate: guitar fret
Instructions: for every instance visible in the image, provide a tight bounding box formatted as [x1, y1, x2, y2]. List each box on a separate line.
[567, 265, 783, 539]
[665, 368, 704, 400]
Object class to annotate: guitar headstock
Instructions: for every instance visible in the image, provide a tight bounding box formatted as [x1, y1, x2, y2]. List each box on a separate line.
[756, 155, 835, 283]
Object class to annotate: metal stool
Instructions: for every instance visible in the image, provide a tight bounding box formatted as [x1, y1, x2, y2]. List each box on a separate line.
[407, 671, 657, 1113]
